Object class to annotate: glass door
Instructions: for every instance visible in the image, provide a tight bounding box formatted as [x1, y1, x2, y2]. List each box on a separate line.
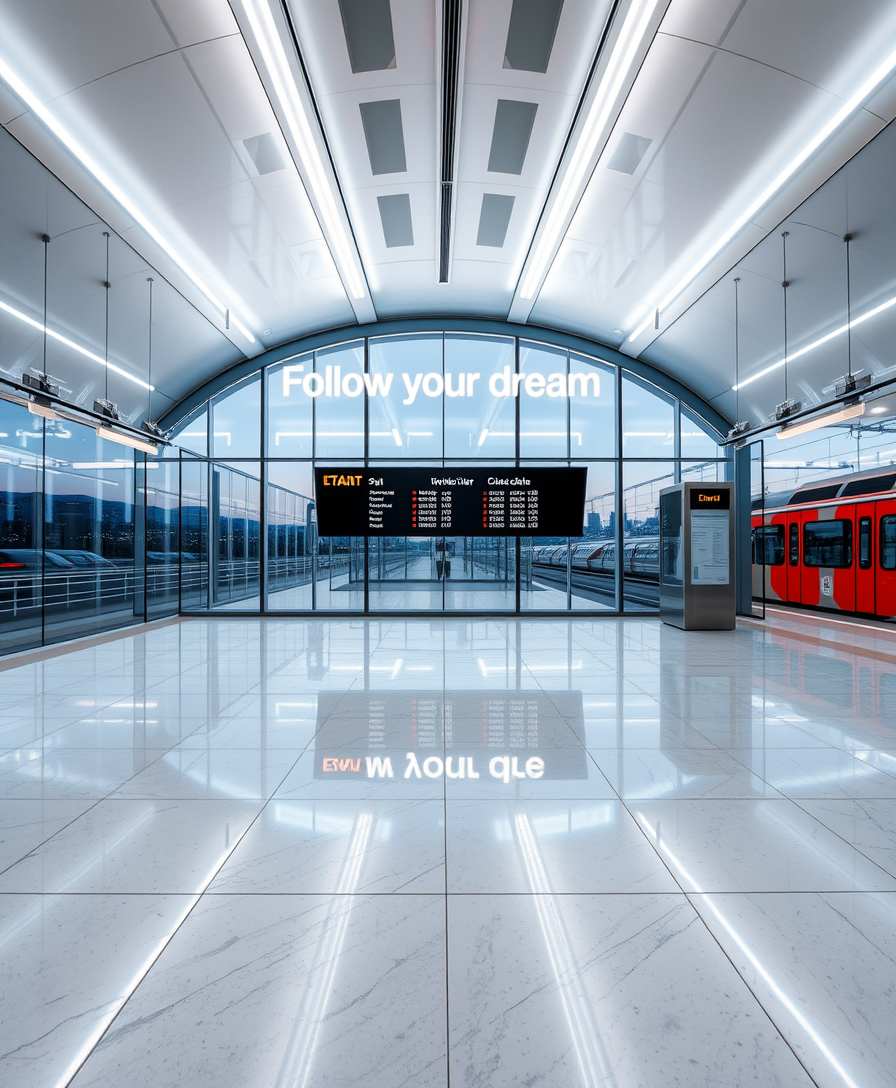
[443, 536, 516, 611]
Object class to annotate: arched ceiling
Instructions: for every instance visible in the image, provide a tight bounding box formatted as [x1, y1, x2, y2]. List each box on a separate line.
[1, 0, 895, 429]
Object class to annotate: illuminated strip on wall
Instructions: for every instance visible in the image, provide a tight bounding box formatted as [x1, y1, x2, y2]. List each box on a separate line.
[0, 299, 152, 390]
[519, 0, 666, 301]
[628, 45, 896, 344]
[733, 291, 896, 390]
[240, 0, 368, 302]
[0, 60, 256, 345]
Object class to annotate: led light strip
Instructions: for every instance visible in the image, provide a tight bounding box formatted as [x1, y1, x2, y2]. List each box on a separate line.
[628, 45, 896, 343]
[734, 291, 896, 390]
[241, 0, 367, 302]
[519, 0, 665, 301]
[0, 299, 152, 390]
[0, 58, 256, 344]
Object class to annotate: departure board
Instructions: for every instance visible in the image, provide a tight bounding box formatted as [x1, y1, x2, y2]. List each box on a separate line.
[314, 467, 587, 537]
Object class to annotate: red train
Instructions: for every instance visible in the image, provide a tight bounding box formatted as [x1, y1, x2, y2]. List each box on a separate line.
[752, 467, 896, 619]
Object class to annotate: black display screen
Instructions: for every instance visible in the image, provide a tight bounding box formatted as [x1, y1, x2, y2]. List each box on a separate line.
[314, 466, 587, 537]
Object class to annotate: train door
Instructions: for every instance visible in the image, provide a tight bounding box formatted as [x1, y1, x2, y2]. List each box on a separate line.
[855, 503, 875, 615]
[786, 517, 801, 603]
[800, 508, 820, 607]
[877, 497, 896, 619]
[833, 504, 856, 613]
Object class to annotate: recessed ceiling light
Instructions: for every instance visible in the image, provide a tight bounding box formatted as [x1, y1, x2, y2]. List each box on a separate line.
[870, 405, 888, 414]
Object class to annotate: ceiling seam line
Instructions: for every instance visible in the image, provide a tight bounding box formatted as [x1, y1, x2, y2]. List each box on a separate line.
[277, 0, 373, 311]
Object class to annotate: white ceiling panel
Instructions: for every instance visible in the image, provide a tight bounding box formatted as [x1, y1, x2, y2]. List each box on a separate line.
[0, 0, 895, 427]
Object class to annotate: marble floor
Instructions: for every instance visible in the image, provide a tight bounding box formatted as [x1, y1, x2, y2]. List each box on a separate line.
[2, 613, 896, 1087]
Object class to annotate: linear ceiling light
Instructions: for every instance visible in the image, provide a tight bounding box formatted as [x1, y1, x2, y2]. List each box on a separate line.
[733, 291, 896, 391]
[0, 299, 153, 390]
[628, 44, 896, 343]
[518, 0, 665, 301]
[776, 401, 865, 439]
[0, 59, 256, 345]
[241, 0, 367, 301]
[96, 426, 160, 455]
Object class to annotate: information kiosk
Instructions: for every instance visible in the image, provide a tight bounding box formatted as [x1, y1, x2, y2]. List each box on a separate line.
[659, 482, 735, 630]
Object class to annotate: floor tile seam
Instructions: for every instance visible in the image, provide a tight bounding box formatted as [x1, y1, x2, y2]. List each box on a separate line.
[57, 731, 311, 1087]
[783, 794, 896, 885]
[0, 796, 107, 880]
[679, 889, 824, 1088]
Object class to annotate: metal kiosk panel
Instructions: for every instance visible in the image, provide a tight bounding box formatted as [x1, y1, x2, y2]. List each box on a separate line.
[660, 482, 735, 630]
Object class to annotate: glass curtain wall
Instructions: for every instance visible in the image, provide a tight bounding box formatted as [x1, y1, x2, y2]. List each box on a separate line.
[0, 329, 728, 657]
[169, 331, 727, 616]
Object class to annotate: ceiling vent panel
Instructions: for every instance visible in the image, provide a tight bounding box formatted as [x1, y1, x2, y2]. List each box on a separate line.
[240, 132, 286, 176]
[338, 0, 397, 72]
[488, 100, 538, 175]
[378, 194, 415, 247]
[606, 132, 653, 175]
[477, 194, 515, 248]
[503, 0, 564, 73]
[359, 100, 407, 175]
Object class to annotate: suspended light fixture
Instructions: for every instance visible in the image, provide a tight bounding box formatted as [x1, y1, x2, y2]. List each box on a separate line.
[776, 401, 866, 439]
[0, 234, 167, 456]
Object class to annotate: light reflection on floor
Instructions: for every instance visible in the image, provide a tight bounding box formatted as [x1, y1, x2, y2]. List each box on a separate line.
[1, 614, 896, 1086]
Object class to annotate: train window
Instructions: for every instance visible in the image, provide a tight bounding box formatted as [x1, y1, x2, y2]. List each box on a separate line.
[789, 484, 841, 504]
[788, 524, 799, 566]
[881, 516, 896, 570]
[803, 520, 852, 568]
[859, 517, 872, 569]
[840, 474, 896, 498]
[753, 525, 784, 565]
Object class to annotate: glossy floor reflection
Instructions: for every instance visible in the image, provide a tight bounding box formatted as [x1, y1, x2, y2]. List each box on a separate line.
[2, 614, 896, 1086]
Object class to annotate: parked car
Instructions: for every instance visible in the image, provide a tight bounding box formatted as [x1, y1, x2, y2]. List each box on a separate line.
[52, 549, 117, 569]
[0, 549, 75, 571]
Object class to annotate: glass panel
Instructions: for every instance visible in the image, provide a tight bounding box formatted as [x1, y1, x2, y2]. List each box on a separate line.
[144, 458, 180, 618]
[622, 375, 675, 458]
[266, 461, 314, 610]
[267, 352, 313, 457]
[803, 520, 852, 568]
[521, 538, 568, 610]
[180, 459, 209, 609]
[789, 523, 799, 565]
[211, 463, 260, 610]
[518, 342, 567, 458]
[444, 333, 515, 458]
[368, 334, 443, 458]
[311, 462, 364, 610]
[571, 463, 616, 611]
[212, 377, 260, 458]
[0, 397, 42, 654]
[445, 536, 516, 611]
[43, 425, 137, 642]
[754, 525, 785, 565]
[881, 516, 896, 570]
[368, 537, 443, 611]
[176, 409, 208, 456]
[859, 517, 872, 569]
[679, 460, 726, 483]
[680, 406, 721, 458]
[622, 462, 670, 611]
[570, 354, 615, 458]
[314, 341, 365, 459]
